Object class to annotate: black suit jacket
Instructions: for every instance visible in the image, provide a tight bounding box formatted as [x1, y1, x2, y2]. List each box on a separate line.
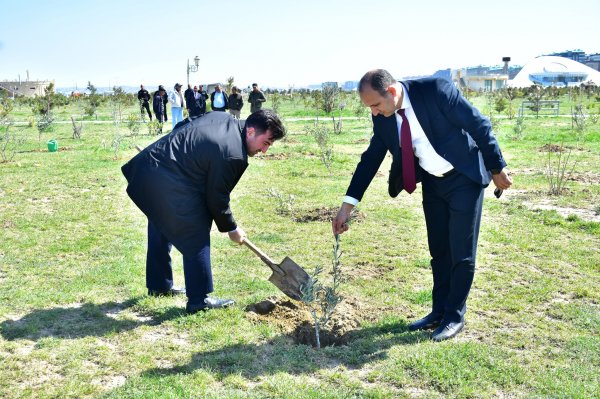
[347, 77, 507, 200]
[210, 91, 229, 111]
[122, 112, 248, 256]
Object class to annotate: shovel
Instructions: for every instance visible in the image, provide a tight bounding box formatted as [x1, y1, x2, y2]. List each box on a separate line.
[242, 238, 311, 301]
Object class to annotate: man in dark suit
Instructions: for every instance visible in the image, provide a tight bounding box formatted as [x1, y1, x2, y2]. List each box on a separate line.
[122, 110, 286, 314]
[210, 84, 229, 112]
[332, 69, 512, 341]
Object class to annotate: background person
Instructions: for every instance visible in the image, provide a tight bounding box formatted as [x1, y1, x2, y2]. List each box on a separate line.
[210, 84, 228, 112]
[122, 110, 286, 314]
[248, 83, 266, 113]
[169, 83, 185, 128]
[332, 69, 512, 342]
[197, 85, 209, 115]
[152, 85, 167, 128]
[228, 86, 243, 119]
[137, 84, 152, 121]
[184, 84, 195, 114]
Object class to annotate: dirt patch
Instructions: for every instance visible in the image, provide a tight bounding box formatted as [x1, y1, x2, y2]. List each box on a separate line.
[352, 138, 370, 144]
[245, 296, 371, 347]
[566, 171, 600, 185]
[2, 220, 15, 229]
[344, 261, 395, 281]
[295, 207, 366, 223]
[258, 153, 290, 160]
[522, 199, 600, 222]
[539, 144, 564, 153]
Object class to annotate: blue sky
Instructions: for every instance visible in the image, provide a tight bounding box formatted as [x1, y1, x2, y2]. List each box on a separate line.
[1, 0, 599, 89]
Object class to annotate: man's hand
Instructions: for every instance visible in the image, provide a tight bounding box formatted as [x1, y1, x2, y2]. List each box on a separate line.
[228, 227, 246, 244]
[492, 170, 513, 191]
[332, 203, 355, 236]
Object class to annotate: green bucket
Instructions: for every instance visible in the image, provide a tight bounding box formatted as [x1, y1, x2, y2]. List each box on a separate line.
[47, 139, 58, 152]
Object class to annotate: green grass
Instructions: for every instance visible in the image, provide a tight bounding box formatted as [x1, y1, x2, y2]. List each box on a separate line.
[0, 95, 599, 398]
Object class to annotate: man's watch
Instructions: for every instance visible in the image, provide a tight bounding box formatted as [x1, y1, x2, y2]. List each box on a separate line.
[490, 169, 502, 175]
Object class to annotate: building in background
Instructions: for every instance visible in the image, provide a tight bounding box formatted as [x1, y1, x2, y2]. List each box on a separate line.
[547, 49, 600, 71]
[0, 79, 52, 98]
[509, 56, 600, 87]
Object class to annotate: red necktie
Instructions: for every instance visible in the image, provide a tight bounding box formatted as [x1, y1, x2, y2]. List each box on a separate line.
[398, 109, 416, 194]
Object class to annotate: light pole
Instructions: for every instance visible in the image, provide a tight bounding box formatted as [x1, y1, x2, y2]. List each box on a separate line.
[187, 56, 200, 86]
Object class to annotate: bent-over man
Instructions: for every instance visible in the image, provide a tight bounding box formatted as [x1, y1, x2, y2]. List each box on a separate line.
[122, 110, 286, 314]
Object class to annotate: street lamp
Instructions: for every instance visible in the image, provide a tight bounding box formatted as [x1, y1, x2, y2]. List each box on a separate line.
[187, 56, 200, 86]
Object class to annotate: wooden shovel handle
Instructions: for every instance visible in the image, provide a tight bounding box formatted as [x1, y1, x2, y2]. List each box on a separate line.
[242, 238, 277, 268]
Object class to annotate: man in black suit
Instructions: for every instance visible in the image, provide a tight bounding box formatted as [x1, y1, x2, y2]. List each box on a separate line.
[122, 110, 286, 314]
[137, 84, 152, 121]
[332, 69, 512, 341]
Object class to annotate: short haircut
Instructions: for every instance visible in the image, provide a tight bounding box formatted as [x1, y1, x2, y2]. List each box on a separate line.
[246, 109, 286, 141]
[252, 83, 258, 87]
[358, 69, 397, 97]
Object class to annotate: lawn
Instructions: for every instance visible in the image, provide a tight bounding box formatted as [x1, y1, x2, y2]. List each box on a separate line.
[0, 93, 598, 398]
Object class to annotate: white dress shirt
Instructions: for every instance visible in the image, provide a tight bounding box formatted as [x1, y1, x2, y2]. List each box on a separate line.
[344, 84, 454, 206]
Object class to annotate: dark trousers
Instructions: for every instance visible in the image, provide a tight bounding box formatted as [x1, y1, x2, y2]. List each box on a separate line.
[154, 112, 165, 123]
[140, 102, 152, 120]
[146, 221, 213, 305]
[421, 171, 484, 323]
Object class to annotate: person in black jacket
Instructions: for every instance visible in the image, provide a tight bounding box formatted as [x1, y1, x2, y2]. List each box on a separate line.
[210, 84, 229, 112]
[122, 110, 286, 314]
[228, 86, 244, 119]
[152, 86, 167, 123]
[196, 85, 209, 115]
[137, 84, 152, 121]
[184, 84, 195, 114]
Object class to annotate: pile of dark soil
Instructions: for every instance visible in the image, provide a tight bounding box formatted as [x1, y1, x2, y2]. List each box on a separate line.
[245, 296, 369, 347]
[295, 207, 366, 223]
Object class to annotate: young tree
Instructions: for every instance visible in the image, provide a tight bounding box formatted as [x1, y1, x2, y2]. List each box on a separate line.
[321, 86, 343, 133]
[527, 85, 544, 118]
[226, 76, 234, 94]
[85, 82, 102, 118]
[111, 86, 129, 124]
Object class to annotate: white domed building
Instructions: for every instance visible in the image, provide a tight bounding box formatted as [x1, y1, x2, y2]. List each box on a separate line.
[509, 56, 600, 87]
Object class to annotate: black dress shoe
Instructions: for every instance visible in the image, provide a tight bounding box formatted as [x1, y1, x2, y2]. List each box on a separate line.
[148, 286, 186, 297]
[186, 296, 235, 314]
[431, 320, 464, 342]
[408, 313, 443, 331]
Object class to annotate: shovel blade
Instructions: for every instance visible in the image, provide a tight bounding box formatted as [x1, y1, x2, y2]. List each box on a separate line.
[268, 256, 311, 301]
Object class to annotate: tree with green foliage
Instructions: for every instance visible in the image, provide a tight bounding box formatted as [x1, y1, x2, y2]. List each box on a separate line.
[321, 86, 344, 133]
[85, 81, 103, 118]
[300, 234, 344, 348]
[111, 86, 130, 124]
[225, 76, 234, 94]
[527, 85, 544, 118]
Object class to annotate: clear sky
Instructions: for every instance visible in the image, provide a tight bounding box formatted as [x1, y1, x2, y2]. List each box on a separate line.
[1, 0, 599, 89]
